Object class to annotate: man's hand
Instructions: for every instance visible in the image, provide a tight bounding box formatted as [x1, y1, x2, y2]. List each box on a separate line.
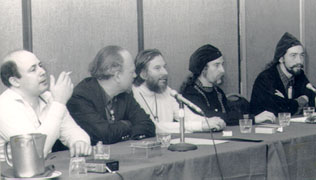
[70, 141, 92, 157]
[255, 111, 276, 124]
[202, 117, 226, 131]
[50, 71, 74, 105]
[274, 90, 285, 98]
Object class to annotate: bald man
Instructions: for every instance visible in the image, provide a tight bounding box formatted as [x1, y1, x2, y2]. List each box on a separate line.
[0, 50, 91, 159]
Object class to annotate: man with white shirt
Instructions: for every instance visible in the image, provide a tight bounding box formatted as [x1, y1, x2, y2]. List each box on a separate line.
[132, 49, 226, 133]
[0, 50, 91, 159]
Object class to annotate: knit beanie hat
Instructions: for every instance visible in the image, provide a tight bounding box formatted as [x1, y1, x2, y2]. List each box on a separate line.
[273, 32, 302, 62]
[189, 44, 222, 75]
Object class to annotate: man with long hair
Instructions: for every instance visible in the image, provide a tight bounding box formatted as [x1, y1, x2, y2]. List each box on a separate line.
[181, 44, 275, 125]
[250, 32, 315, 116]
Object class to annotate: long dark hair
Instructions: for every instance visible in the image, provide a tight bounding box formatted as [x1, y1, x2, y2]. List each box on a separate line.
[180, 74, 199, 94]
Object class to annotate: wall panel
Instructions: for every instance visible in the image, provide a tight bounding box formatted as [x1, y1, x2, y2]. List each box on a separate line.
[32, 0, 138, 86]
[143, 0, 239, 94]
[305, 0, 316, 85]
[244, 0, 300, 99]
[0, 0, 23, 92]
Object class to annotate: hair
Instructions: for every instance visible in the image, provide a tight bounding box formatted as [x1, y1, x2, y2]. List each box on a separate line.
[265, 33, 303, 69]
[0, 50, 27, 87]
[265, 44, 303, 69]
[180, 59, 211, 93]
[89, 46, 126, 80]
[180, 73, 199, 94]
[0, 61, 21, 87]
[133, 49, 163, 86]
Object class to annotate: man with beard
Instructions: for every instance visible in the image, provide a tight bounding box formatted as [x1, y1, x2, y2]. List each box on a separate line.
[0, 50, 91, 159]
[67, 46, 155, 145]
[181, 44, 275, 125]
[250, 32, 315, 116]
[132, 49, 226, 133]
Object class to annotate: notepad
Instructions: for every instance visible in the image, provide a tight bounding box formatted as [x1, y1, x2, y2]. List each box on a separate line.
[170, 138, 227, 145]
[255, 127, 277, 134]
[290, 117, 306, 123]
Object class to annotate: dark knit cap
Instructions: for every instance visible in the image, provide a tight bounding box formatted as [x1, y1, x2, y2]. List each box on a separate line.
[189, 44, 222, 75]
[273, 32, 302, 62]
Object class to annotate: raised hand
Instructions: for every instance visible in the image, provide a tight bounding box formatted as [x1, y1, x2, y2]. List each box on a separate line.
[50, 71, 74, 105]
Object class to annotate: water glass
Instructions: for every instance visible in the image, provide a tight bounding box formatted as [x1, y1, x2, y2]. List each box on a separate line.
[239, 119, 252, 133]
[156, 132, 171, 147]
[303, 107, 315, 117]
[278, 112, 291, 127]
[69, 157, 87, 177]
[93, 143, 110, 160]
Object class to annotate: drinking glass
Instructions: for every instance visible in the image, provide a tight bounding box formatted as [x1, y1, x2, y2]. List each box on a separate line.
[239, 119, 252, 133]
[278, 112, 291, 127]
[69, 157, 87, 177]
[156, 133, 171, 147]
[303, 107, 315, 118]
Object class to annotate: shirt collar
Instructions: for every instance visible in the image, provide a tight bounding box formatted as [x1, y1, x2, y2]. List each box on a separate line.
[277, 64, 295, 89]
[4, 89, 48, 103]
[195, 79, 214, 93]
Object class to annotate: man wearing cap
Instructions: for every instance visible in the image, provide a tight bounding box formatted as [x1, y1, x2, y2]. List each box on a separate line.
[181, 44, 275, 125]
[67, 46, 155, 145]
[250, 32, 315, 116]
[132, 49, 226, 133]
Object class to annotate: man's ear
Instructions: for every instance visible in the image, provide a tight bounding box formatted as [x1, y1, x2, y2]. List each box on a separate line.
[140, 70, 147, 80]
[113, 71, 121, 83]
[8, 76, 20, 87]
[279, 56, 284, 64]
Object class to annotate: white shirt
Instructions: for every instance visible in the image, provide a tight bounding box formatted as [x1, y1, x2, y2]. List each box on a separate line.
[0, 89, 90, 160]
[132, 84, 204, 133]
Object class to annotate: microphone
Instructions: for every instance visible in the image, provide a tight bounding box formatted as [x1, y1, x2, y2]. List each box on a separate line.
[306, 83, 316, 93]
[170, 90, 203, 114]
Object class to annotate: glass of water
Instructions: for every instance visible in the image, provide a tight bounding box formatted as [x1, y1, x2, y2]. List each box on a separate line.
[303, 107, 315, 117]
[278, 112, 291, 127]
[69, 157, 87, 177]
[156, 132, 171, 147]
[239, 119, 252, 133]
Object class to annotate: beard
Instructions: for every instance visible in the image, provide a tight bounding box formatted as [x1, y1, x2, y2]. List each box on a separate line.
[285, 64, 304, 76]
[146, 75, 168, 94]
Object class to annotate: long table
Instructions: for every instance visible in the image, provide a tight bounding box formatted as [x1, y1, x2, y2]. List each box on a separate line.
[2, 122, 316, 180]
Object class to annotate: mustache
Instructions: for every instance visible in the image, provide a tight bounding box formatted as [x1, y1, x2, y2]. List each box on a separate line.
[291, 64, 304, 69]
[159, 75, 168, 80]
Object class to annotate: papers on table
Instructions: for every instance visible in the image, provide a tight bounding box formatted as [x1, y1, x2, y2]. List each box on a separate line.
[290, 116, 306, 123]
[170, 138, 227, 145]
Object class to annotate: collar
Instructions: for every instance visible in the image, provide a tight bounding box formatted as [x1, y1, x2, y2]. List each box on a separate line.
[277, 64, 295, 89]
[101, 87, 114, 106]
[195, 79, 214, 93]
[4, 89, 49, 104]
[3, 89, 49, 113]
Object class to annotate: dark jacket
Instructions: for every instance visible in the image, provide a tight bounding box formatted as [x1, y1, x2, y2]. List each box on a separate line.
[250, 65, 314, 116]
[182, 84, 245, 126]
[67, 77, 155, 145]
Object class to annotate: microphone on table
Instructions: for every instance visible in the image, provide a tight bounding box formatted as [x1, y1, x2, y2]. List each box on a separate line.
[168, 89, 198, 152]
[169, 89, 224, 179]
[170, 90, 203, 114]
[306, 83, 316, 93]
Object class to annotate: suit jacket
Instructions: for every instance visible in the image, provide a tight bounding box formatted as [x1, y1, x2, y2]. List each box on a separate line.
[67, 77, 155, 145]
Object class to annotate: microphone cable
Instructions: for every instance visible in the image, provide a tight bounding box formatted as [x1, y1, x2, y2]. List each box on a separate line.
[105, 165, 124, 180]
[202, 112, 224, 180]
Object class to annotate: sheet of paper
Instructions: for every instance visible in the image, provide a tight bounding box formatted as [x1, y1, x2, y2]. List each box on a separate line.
[170, 138, 227, 145]
[290, 117, 306, 123]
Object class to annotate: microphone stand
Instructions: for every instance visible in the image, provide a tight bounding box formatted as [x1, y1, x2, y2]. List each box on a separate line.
[168, 101, 197, 151]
